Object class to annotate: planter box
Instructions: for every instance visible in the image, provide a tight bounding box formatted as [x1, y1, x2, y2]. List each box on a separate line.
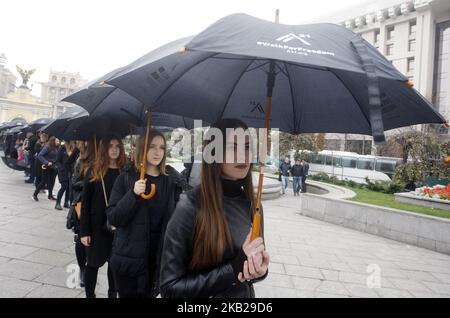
[394, 192, 450, 211]
[300, 193, 450, 255]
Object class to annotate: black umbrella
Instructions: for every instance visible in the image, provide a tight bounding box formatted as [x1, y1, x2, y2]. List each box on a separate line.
[62, 82, 208, 199]
[4, 125, 30, 135]
[0, 118, 28, 131]
[40, 106, 89, 140]
[106, 14, 445, 139]
[28, 118, 53, 131]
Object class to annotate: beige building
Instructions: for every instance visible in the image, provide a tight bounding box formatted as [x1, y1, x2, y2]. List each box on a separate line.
[40, 70, 87, 118]
[313, 0, 450, 153]
[0, 63, 87, 124]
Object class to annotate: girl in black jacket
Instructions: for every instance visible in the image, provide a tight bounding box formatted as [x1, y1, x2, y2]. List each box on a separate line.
[67, 141, 95, 288]
[80, 136, 127, 298]
[107, 129, 189, 298]
[160, 118, 270, 298]
[33, 136, 58, 201]
[55, 141, 79, 210]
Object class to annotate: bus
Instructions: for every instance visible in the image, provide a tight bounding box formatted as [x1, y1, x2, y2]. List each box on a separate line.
[299, 150, 402, 184]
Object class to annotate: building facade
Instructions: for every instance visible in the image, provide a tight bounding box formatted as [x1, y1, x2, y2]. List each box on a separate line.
[40, 70, 87, 117]
[314, 0, 450, 153]
[0, 56, 87, 124]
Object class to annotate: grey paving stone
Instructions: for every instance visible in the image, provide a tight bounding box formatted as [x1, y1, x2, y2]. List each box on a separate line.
[0, 259, 52, 280]
[259, 273, 294, 288]
[25, 284, 84, 298]
[23, 249, 75, 267]
[315, 281, 351, 296]
[0, 243, 39, 258]
[285, 264, 324, 279]
[0, 276, 42, 298]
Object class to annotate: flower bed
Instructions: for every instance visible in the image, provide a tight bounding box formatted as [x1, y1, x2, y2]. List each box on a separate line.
[415, 184, 450, 201]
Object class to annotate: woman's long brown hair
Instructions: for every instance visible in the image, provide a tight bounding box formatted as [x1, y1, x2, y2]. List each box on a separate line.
[78, 141, 95, 177]
[90, 136, 127, 182]
[46, 136, 57, 152]
[191, 118, 255, 271]
[133, 129, 167, 176]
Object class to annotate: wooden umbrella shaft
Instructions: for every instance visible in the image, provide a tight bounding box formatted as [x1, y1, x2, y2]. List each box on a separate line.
[140, 113, 151, 180]
[251, 60, 275, 240]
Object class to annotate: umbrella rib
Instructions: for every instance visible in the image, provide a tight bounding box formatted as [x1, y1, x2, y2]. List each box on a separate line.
[216, 57, 258, 122]
[152, 52, 219, 110]
[329, 69, 372, 131]
[283, 62, 298, 134]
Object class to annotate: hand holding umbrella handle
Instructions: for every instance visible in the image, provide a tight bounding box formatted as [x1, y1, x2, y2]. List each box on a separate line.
[140, 182, 156, 199]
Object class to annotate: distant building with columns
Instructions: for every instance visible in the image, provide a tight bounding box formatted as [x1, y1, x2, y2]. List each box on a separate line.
[312, 0, 450, 154]
[0, 55, 87, 124]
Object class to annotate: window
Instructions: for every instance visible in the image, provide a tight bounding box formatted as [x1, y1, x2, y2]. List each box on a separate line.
[311, 154, 325, 164]
[407, 57, 415, 72]
[52, 75, 57, 82]
[409, 20, 416, 37]
[342, 157, 357, 168]
[332, 156, 342, 167]
[325, 156, 333, 166]
[408, 39, 416, 52]
[357, 158, 375, 170]
[61, 77, 66, 84]
[386, 43, 394, 56]
[50, 87, 55, 93]
[60, 88, 66, 95]
[375, 159, 399, 174]
[387, 26, 395, 40]
[374, 30, 380, 45]
[70, 78, 75, 85]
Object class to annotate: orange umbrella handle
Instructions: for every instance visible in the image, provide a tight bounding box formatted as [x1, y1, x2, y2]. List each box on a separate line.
[141, 183, 156, 199]
[139, 112, 156, 200]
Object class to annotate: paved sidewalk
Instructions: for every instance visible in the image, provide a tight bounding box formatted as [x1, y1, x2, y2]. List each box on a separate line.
[1, 163, 450, 297]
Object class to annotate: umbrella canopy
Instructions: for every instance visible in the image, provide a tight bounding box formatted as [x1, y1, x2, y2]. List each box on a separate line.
[4, 125, 30, 135]
[40, 106, 89, 139]
[105, 13, 445, 143]
[28, 118, 53, 130]
[0, 118, 28, 131]
[63, 83, 207, 132]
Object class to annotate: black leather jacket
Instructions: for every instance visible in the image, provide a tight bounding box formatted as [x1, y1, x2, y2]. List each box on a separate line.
[160, 187, 267, 298]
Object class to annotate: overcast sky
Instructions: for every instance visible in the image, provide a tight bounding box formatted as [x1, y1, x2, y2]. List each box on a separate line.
[1, 0, 375, 95]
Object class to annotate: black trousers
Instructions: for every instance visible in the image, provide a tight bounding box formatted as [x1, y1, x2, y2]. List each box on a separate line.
[33, 168, 57, 197]
[84, 263, 116, 298]
[56, 180, 69, 205]
[74, 234, 86, 269]
[114, 272, 156, 298]
[301, 176, 307, 193]
[28, 156, 35, 181]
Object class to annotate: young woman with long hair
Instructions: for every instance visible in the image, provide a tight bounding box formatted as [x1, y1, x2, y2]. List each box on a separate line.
[55, 141, 79, 210]
[33, 136, 58, 201]
[79, 136, 127, 298]
[107, 129, 189, 298]
[160, 118, 269, 298]
[67, 141, 95, 288]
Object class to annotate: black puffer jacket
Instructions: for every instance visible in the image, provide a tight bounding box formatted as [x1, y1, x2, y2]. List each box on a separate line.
[160, 187, 267, 298]
[106, 164, 189, 288]
[55, 145, 79, 183]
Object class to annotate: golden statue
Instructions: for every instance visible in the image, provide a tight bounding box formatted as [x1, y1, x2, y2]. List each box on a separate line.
[16, 65, 35, 88]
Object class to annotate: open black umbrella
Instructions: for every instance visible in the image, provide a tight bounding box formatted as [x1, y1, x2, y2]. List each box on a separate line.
[40, 106, 89, 140]
[105, 13, 447, 238]
[28, 118, 53, 131]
